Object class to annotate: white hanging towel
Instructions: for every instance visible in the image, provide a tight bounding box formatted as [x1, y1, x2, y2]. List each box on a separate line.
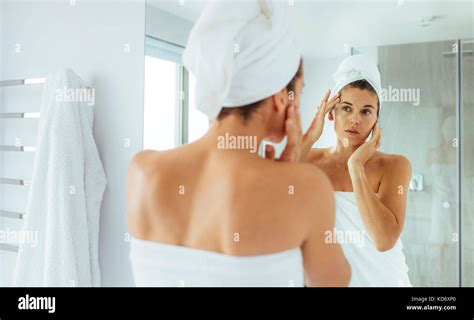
[13, 69, 107, 287]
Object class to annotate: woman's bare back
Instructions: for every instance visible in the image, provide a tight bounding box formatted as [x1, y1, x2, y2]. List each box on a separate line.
[128, 142, 326, 256]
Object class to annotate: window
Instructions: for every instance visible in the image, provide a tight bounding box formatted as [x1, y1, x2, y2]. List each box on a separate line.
[144, 56, 178, 151]
[188, 74, 210, 143]
[143, 36, 209, 151]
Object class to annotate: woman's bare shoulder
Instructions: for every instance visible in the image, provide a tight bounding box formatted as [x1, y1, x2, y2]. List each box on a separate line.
[129, 145, 193, 176]
[127, 148, 186, 193]
[372, 151, 411, 173]
[305, 147, 332, 164]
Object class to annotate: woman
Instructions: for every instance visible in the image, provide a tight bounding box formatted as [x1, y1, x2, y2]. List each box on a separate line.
[127, 0, 350, 287]
[300, 55, 412, 287]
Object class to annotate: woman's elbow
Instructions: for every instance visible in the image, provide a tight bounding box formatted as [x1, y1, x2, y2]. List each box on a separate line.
[341, 260, 352, 286]
[333, 257, 352, 287]
[374, 235, 398, 252]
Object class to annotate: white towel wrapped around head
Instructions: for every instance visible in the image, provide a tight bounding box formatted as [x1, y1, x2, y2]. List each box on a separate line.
[183, 0, 301, 120]
[332, 54, 382, 111]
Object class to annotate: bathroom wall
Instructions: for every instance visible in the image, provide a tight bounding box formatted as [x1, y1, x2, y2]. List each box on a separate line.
[0, 1, 145, 286]
[146, 4, 192, 47]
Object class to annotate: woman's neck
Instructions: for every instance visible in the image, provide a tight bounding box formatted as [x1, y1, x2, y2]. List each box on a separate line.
[200, 114, 269, 157]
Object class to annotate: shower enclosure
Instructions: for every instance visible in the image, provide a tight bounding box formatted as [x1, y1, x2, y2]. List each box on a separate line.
[358, 39, 473, 287]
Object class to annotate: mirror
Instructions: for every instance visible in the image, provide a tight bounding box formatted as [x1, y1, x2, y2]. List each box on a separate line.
[142, 0, 473, 287]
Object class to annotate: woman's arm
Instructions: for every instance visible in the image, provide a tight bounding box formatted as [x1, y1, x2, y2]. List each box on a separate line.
[348, 125, 412, 251]
[349, 155, 412, 251]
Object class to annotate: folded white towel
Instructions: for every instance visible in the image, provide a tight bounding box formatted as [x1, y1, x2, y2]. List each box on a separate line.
[13, 69, 107, 287]
[183, 0, 301, 120]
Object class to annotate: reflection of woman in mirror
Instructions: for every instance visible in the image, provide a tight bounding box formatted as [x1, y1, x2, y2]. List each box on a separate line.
[127, 0, 350, 287]
[299, 55, 412, 286]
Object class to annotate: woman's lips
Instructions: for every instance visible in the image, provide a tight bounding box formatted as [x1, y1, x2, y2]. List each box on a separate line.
[345, 130, 359, 135]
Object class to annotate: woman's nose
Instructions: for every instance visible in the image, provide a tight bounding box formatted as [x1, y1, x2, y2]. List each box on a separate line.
[349, 117, 360, 125]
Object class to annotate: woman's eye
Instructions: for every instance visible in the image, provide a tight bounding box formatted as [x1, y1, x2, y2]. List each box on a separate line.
[343, 106, 351, 112]
[362, 109, 372, 115]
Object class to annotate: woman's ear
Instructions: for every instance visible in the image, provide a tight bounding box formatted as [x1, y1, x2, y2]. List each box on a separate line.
[272, 88, 289, 113]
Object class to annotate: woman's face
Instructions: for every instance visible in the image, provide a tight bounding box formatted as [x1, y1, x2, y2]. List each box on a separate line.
[331, 87, 379, 145]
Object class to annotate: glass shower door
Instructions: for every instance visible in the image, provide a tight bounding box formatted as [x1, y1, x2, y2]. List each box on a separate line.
[377, 40, 460, 287]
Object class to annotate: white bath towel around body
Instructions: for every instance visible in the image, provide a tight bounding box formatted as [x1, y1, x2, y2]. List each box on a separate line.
[13, 69, 107, 287]
[334, 192, 412, 287]
[129, 237, 305, 287]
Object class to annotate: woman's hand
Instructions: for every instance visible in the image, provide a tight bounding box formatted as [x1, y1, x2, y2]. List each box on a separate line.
[265, 105, 303, 163]
[300, 90, 340, 160]
[265, 90, 341, 163]
[348, 122, 382, 171]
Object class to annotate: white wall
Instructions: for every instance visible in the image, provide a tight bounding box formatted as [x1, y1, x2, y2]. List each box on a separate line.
[146, 4, 192, 47]
[0, 1, 145, 286]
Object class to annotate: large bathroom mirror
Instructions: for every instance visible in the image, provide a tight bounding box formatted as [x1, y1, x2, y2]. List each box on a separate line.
[142, 0, 473, 287]
[1, 0, 473, 293]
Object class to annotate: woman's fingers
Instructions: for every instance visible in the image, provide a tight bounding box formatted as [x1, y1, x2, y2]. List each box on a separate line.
[265, 144, 275, 160]
[324, 93, 341, 114]
[294, 105, 302, 135]
[373, 127, 382, 149]
[316, 90, 340, 119]
[327, 92, 341, 105]
[281, 120, 296, 162]
[320, 89, 331, 105]
[370, 122, 379, 142]
[281, 106, 301, 162]
[288, 106, 302, 145]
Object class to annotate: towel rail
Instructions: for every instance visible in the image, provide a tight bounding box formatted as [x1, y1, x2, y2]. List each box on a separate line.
[0, 178, 32, 186]
[0, 78, 46, 87]
[0, 243, 19, 252]
[0, 145, 36, 152]
[0, 112, 40, 119]
[0, 77, 43, 253]
[0, 209, 25, 220]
